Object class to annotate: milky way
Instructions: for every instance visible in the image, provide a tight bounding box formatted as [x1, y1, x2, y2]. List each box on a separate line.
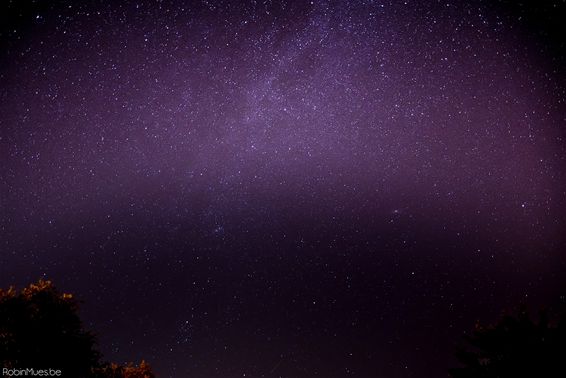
[1, 1, 565, 377]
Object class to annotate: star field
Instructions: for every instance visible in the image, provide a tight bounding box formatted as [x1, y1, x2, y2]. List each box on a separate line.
[1, 1, 565, 377]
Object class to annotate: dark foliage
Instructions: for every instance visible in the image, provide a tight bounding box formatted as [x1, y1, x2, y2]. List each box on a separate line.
[93, 361, 155, 378]
[0, 280, 154, 378]
[450, 306, 566, 378]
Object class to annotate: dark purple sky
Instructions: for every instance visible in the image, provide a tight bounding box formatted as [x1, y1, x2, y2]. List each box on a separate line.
[1, 1, 565, 377]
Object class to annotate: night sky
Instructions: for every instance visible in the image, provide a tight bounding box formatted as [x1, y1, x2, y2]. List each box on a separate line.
[1, 0, 566, 377]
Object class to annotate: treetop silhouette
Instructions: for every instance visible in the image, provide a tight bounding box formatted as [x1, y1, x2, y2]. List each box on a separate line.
[450, 305, 566, 378]
[0, 280, 155, 378]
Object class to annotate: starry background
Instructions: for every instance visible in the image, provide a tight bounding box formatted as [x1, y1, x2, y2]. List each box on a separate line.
[1, 0, 566, 377]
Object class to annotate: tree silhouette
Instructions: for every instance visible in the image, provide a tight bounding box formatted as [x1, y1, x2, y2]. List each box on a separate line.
[94, 361, 155, 378]
[449, 305, 566, 378]
[0, 280, 154, 378]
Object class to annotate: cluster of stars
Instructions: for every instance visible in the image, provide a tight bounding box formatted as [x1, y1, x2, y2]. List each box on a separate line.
[1, 1, 565, 377]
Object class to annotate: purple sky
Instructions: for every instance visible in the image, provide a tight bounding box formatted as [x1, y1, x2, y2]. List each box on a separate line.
[1, 1, 565, 377]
